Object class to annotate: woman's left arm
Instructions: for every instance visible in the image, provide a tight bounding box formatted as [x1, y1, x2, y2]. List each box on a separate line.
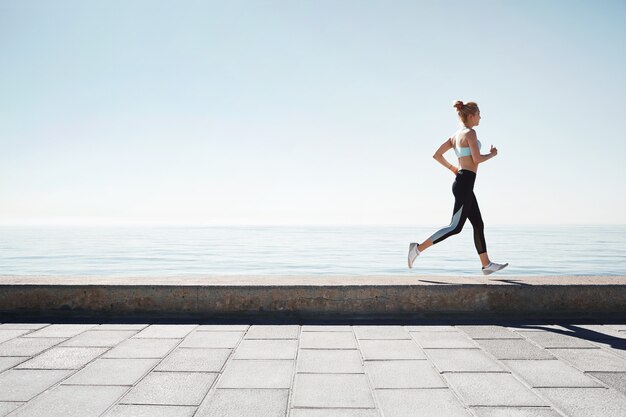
[433, 138, 458, 174]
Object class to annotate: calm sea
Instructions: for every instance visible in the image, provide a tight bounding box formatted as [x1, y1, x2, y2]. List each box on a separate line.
[0, 226, 625, 277]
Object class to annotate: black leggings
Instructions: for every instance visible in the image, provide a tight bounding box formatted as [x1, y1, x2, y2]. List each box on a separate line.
[427, 169, 487, 254]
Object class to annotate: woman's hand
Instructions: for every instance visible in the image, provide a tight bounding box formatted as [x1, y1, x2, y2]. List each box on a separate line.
[489, 145, 498, 157]
[451, 166, 459, 175]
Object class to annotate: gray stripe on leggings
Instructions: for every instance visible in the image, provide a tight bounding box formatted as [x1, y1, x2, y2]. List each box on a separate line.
[430, 205, 464, 242]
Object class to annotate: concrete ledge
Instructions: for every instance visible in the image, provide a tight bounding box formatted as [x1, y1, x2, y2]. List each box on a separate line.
[1, 275, 626, 319]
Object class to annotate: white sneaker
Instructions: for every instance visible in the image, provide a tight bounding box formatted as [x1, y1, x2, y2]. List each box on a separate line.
[408, 243, 420, 268]
[482, 262, 509, 275]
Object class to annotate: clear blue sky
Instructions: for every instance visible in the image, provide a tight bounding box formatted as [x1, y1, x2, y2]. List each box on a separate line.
[1, 0, 625, 225]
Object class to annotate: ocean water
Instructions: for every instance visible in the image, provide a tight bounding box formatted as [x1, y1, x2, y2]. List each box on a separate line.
[0, 225, 625, 277]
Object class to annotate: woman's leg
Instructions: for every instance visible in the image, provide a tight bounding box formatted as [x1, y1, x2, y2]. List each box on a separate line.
[467, 192, 490, 267]
[418, 194, 472, 252]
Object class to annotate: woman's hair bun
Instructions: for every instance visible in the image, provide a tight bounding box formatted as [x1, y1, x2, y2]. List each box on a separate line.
[453, 100, 464, 111]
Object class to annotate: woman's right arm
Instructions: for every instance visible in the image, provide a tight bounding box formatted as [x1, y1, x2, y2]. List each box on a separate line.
[468, 131, 497, 164]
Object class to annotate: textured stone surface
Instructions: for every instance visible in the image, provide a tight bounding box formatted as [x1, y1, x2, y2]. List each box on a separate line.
[411, 331, 477, 348]
[588, 372, 626, 394]
[195, 389, 288, 417]
[292, 374, 375, 408]
[0, 323, 48, 330]
[244, 325, 299, 339]
[297, 349, 363, 373]
[471, 407, 561, 417]
[0, 369, 73, 401]
[375, 388, 470, 417]
[299, 331, 357, 349]
[121, 372, 216, 406]
[550, 348, 626, 371]
[475, 339, 555, 360]
[365, 360, 446, 388]
[134, 325, 197, 339]
[445, 373, 545, 406]
[95, 324, 149, 331]
[233, 340, 297, 359]
[354, 326, 411, 340]
[519, 330, 598, 348]
[179, 331, 243, 348]
[196, 324, 249, 331]
[103, 338, 180, 358]
[0, 329, 31, 343]
[0, 356, 28, 372]
[291, 410, 378, 417]
[457, 325, 522, 339]
[301, 325, 353, 332]
[16, 347, 107, 369]
[22, 324, 94, 338]
[217, 360, 293, 388]
[60, 330, 136, 347]
[505, 359, 600, 387]
[359, 339, 426, 360]
[63, 358, 158, 385]
[9, 385, 127, 417]
[104, 404, 196, 417]
[0, 337, 67, 356]
[538, 387, 626, 417]
[426, 349, 505, 372]
[0, 402, 23, 417]
[155, 348, 231, 372]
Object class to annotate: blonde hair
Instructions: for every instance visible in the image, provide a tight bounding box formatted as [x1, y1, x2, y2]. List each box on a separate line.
[453, 100, 479, 125]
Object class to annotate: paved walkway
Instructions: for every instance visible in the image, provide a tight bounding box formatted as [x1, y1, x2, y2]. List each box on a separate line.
[1, 321, 626, 416]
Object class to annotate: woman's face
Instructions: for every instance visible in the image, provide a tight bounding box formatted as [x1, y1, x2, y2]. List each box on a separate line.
[468, 111, 481, 126]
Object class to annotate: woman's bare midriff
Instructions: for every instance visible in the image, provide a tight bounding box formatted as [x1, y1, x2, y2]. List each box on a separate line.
[458, 155, 478, 173]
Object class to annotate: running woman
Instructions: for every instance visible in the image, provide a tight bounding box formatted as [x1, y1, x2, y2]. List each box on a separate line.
[408, 100, 508, 275]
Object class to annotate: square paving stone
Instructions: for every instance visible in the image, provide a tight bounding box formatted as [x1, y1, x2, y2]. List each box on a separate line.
[104, 404, 196, 417]
[301, 325, 353, 332]
[519, 331, 597, 348]
[505, 359, 600, 387]
[475, 339, 555, 360]
[195, 388, 288, 417]
[550, 348, 626, 371]
[134, 325, 198, 339]
[0, 337, 67, 356]
[95, 324, 149, 331]
[426, 349, 505, 372]
[292, 374, 375, 408]
[471, 407, 561, 417]
[22, 324, 95, 338]
[291, 410, 378, 417]
[103, 338, 180, 358]
[457, 326, 522, 339]
[588, 372, 626, 394]
[244, 325, 299, 339]
[588, 339, 626, 358]
[196, 324, 249, 331]
[445, 373, 545, 406]
[365, 360, 446, 388]
[0, 369, 73, 401]
[299, 331, 357, 349]
[217, 360, 293, 388]
[156, 348, 231, 372]
[537, 387, 626, 417]
[411, 331, 477, 348]
[0, 402, 23, 417]
[0, 330, 31, 343]
[353, 326, 411, 340]
[121, 372, 216, 406]
[0, 356, 28, 372]
[233, 340, 297, 359]
[16, 347, 107, 369]
[376, 388, 470, 417]
[179, 331, 243, 348]
[0, 323, 48, 330]
[63, 358, 158, 385]
[359, 339, 426, 360]
[10, 385, 127, 417]
[405, 325, 457, 332]
[297, 349, 363, 373]
[60, 330, 137, 347]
